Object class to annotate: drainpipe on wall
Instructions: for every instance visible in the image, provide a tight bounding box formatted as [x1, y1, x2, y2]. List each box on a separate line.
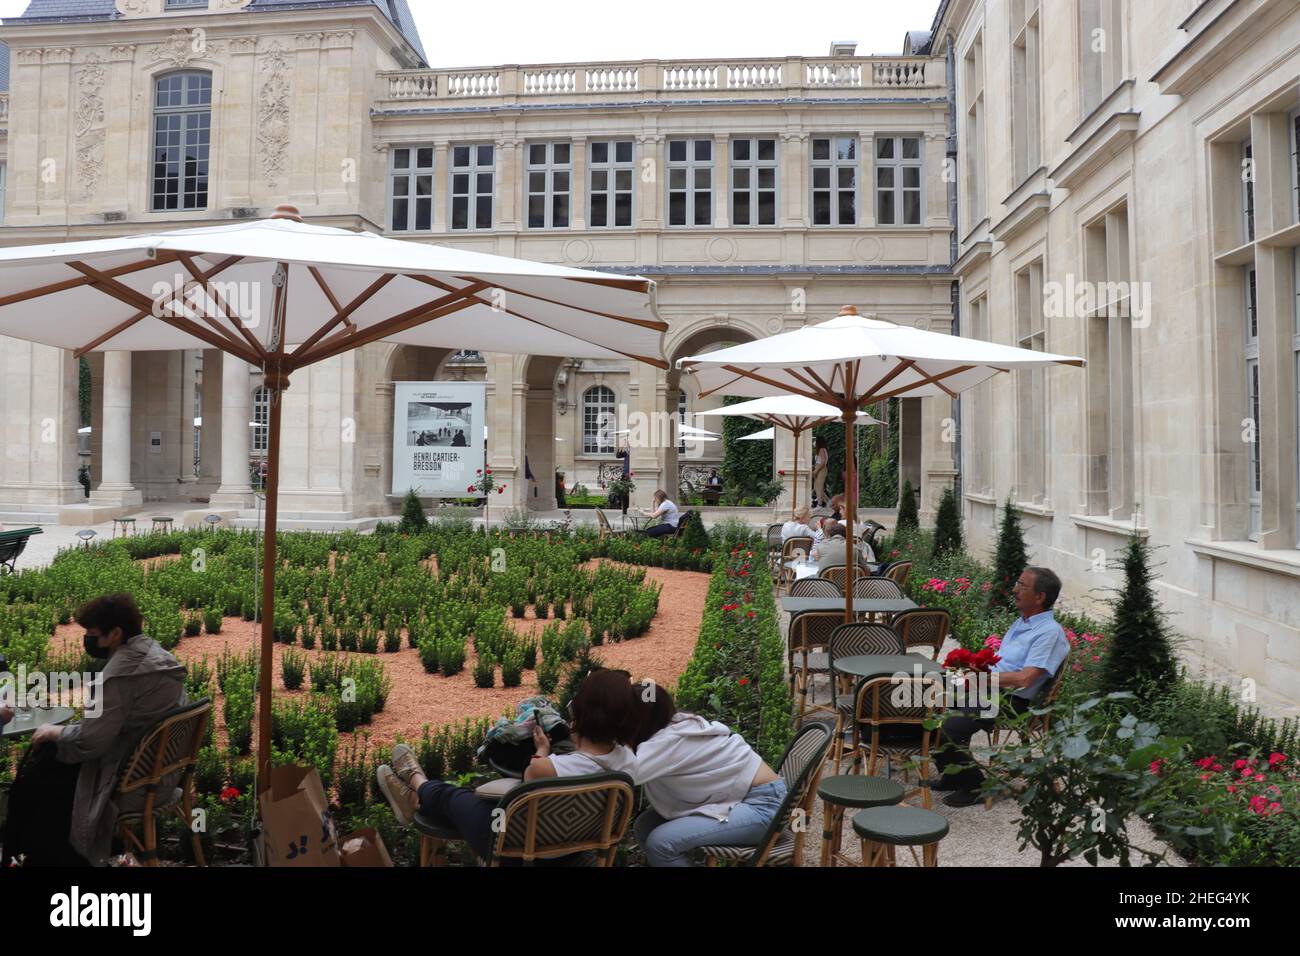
[945, 31, 962, 507]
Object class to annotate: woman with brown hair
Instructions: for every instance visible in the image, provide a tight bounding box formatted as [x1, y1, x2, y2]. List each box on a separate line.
[376, 669, 636, 861]
[638, 488, 681, 538]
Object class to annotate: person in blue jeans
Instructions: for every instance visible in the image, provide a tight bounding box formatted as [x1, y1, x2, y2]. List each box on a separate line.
[376, 669, 636, 863]
[628, 682, 787, 867]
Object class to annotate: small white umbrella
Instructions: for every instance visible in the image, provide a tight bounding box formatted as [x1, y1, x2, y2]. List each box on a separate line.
[696, 396, 882, 516]
[739, 427, 775, 441]
[680, 306, 1083, 621]
[0, 206, 666, 790]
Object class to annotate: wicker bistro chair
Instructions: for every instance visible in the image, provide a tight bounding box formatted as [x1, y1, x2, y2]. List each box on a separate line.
[852, 577, 903, 600]
[696, 720, 834, 867]
[827, 623, 906, 770]
[977, 657, 1071, 810]
[766, 524, 785, 580]
[113, 697, 212, 866]
[595, 509, 625, 540]
[891, 607, 950, 661]
[787, 611, 843, 724]
[415, 771, 635, 867]
[884, 560, 912, 589]
[844, 675, 943, 809]
[778, 536, 814, 594]
[789, 577, 841, 598]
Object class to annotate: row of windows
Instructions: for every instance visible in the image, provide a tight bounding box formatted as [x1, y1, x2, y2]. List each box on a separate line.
[388, 135, 925, 232]
[1241, 113, 1300, 243]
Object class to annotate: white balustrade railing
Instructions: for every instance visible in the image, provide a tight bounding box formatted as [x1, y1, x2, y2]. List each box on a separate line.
[379, 57, 940, 103]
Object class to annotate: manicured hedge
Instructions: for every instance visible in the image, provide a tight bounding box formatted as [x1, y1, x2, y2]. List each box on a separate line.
[676, 541, 792, 765]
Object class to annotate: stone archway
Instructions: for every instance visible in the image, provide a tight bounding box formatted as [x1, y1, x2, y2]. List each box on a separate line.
[521, 355, 565, 510]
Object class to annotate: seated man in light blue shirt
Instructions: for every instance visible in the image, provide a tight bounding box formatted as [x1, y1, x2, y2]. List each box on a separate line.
[931, 566, 1070, 807]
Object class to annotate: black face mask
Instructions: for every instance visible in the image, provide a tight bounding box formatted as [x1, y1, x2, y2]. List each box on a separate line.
[83, 633, 112, 660]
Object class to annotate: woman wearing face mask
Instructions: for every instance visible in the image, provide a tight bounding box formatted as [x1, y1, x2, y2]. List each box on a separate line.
[2, 593, 187, 866]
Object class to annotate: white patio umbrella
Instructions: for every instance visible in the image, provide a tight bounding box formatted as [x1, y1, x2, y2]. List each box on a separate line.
[676, 423, 721, 439]
[696, 396, 882, 516]
[739, 427, 775, 441]
[0, 206, 667, 791]
[680, 306, 1083, 621]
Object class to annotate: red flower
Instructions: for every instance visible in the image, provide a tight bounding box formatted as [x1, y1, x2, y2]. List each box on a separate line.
[746, 610, 756, 618]
[1269, 752, 1288, 768]
[486, 468, 492, 475]
[943, 648, 973, 670]
[778, 470, 786, 476]
[467, 485, 475, 493]
[497, 487, 505, 494]
[738, 678, 750, 686]
[220, 786, 241, 806]
[476, 469, 482, 474]
[1149, 759, 1165, 776]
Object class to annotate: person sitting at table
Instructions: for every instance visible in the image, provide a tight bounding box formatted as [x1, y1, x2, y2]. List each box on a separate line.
[828, 493, 846, 522]
[627, 681, 786, 867]
[813, 522, 874, 574]
[638, 489, 682, 538]
[706, 468, 723, 488]
[375, 669, 637, 863]
[781, 505, 816, 543]
[2, 593, 187, 866]
[931, 566, 1070, 808]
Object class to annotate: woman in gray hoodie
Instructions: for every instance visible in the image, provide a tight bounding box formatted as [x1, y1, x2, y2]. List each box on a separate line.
[7, 593, 187, 866]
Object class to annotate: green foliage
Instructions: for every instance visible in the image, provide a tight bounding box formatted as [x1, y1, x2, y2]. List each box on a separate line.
[558, 646, 604, 716]
[335, 734, 372, 809]
[983, 694, 1179, 866]
[861, 399, 900, 508]
[281, 648, 306, 691]
[721, 396, 773, 497]
[78, 357, 91, 427]
[222, 661, 255, 758]
[270, 693, 339, 791]
[930, 485, 963, 558]
[536, 656, 561, 695]
[398, 489, 428, 534]
[988, 498, 1029, 612]
[1099, 535, 1178, 696]
[472, 651, 496, 689]
[896, 478, 919, 531]
[500, 642, 524, 688]
[202, 606, 223, 635]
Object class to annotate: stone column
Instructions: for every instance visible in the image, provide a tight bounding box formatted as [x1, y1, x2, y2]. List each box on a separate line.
[210, 353, 253, 508]
[569, 135, 587, 230]
[713, 132, 730, 228]
[90, 350, 142, 507]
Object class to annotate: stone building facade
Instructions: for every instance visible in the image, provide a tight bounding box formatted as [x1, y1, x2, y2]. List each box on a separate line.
[931, 0, 1300, 707]
[0, 0, 955, 526]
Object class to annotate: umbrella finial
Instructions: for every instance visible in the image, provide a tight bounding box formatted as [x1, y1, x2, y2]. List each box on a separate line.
[839, 305, 858, 316]
[271, 204, 303, 222]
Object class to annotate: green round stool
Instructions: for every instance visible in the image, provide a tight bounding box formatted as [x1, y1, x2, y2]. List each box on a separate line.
[852, 805, 949, 867]
[817, 774, 905, 867]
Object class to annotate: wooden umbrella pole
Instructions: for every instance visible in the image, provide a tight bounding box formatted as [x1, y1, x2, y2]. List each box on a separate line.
[843, 362, 857, 624]
[791, 425, 800, 518]
[256, 378, 282, 794]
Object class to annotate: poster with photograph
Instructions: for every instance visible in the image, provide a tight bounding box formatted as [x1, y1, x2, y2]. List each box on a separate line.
[392, 382, 486, 496]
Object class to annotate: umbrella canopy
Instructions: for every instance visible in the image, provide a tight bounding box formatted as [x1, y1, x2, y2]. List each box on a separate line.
[739, 427, 776, 441]
[695, 396, 883, 515]
[680, 306, 1083, 619]
[681, 309, 1081, 404]
[0, 207, 667, 792]
[676, 423, 721, 439]
[0, 213, 665, 368]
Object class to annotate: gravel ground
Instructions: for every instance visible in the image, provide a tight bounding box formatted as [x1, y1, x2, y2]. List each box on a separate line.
[781, 609, 1185, 868]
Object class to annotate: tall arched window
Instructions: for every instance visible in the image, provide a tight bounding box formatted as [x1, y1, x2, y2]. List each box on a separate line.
[582, 385, 616, 454]
[152, 71, 212, 211]
[252, 386, 269, 455]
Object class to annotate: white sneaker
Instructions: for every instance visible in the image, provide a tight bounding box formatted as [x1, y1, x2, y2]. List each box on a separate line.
[376, 764, 416, 827]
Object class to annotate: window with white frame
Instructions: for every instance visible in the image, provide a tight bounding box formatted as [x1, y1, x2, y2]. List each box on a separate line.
[450, 144, 494, 230]
[583, 386, 616, 455]
[166, 0, 207, 9]
[589, 140, 634, 228]
[875, 136, 922, 226]
[730, 137, 777, 226]
[1289, 110, 1300, 224]
[526, 142, 571, 229]
[1244, 266, 1261, 539]
[152, 71, 211, 211]
[1243, 140, 1256, 243]
[389, 146, 434, 232]
[811, 135, 857, 226]
[667, 139, 713, 226]
[1015, 262, 1047, 504]
[253, 386, 269, 456]
[965, 295, 992, 497]
[1010, 0, 1042, 185]
[963, 36, 986, 228]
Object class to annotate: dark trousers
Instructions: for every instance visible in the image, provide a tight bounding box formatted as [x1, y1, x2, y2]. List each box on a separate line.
[933, 694, 1032, 793]
[644, 523, 675, 538]
[2, 747, 90, 867]
[418, 779, 494, 862]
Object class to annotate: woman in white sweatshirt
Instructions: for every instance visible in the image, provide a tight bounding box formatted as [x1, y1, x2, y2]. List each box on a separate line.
[627, 682, 786, 866]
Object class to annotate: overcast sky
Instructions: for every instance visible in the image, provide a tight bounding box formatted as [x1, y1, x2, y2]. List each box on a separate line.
[0, 0, 943, 64]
